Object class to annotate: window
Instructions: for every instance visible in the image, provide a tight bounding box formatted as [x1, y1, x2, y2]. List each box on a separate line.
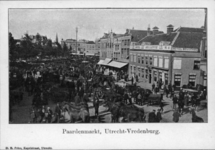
[204, 73, 207, 86]
[145, 69, 148, 79]
[134, 67, 136, 73]
[130, 54, 133, 62]
[138, 56, 141, 63]
[146, 60, 148, 65]
[154, 56, 158, 67]
[134, 55, 137, 62]
[150, 61, 153, 65]
[150, 56, 153, 60]
[127, 49, 129, 56]
[159, 57, 163, 68]
[188, 74, 196, 86]
[164, 58, 169, 69]
[174, 74, 181, 87]
[165, 73, 168, 85]
[173, 58, 182, 69]
[142, 68, 144, 78]
[193, 60, 200, 70]
[154, 71, 157, 82]
[158, 72, 162, 81]
[142, 57, 144, 64]
[138, 68, 141, 77]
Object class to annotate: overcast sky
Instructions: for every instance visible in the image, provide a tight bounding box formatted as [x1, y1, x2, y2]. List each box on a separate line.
[9, 9, 205, 41]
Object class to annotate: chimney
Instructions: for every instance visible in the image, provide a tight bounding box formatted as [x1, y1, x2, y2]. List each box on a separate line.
[147, 24, 151, 36]
[153, 26, 159, 35]
[167, 24, 174, 34]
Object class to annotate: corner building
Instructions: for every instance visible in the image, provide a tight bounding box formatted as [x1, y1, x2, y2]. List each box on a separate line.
[129, 25, 204, 89]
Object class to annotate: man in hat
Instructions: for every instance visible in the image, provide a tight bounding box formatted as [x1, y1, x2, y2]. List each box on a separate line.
[172, 95, 178, 110]
[156, 109, 162, 122]
[54, 103, 62, 123]
[173, 109, 181, 123]
[148, 110, 156, 123]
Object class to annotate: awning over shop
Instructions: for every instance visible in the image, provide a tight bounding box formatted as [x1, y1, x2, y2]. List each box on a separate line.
[98, 58, 112, 65]
[200, 65, 207, 72]
[200, 59, 207, 72]
[107, 61, 128, 68]
[103, 58, 112, 65]
[97, 60, 104, 65]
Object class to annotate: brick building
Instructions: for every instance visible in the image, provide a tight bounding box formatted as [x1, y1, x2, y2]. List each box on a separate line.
[129, 25, 204, 88]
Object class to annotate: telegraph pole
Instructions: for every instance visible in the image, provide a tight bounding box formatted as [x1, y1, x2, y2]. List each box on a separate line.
[76, 27, 78, 53]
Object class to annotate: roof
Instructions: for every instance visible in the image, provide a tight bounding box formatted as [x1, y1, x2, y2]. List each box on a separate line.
[167, 24, 174, 28]
[138, 32, 177, 45]
[86, 41, 95, 44]
[153, 26, 159, 29]
[129, 30, 151, 42]
[175, 27, 203, 33]
[97, 60, 104, 65]
[65, 39, 76, 42]
[173, 32, 203, 49]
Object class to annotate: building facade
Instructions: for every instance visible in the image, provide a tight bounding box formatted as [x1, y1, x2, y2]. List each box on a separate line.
[129, 25, 204, 88]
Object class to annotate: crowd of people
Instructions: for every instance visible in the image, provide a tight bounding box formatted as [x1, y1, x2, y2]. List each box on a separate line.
[9, 55, 207, 123]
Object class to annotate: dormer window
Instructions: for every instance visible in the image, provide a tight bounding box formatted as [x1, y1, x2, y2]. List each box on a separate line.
[159, 41, 170, 46]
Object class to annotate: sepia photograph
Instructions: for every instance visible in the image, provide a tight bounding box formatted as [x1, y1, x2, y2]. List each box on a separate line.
[8, 8, 208, 124]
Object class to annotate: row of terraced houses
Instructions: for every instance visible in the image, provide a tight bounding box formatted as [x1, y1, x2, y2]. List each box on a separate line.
[96, 20, 207, 89]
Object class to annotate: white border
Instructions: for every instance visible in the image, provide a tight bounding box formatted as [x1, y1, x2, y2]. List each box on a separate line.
[1, 0, 215, 149]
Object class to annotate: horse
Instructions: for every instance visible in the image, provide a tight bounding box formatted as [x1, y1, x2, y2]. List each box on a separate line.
[118, 104, 145, 122]
[104, 101, 145, 123]
[61, 102, 90, 123]
[103, 100, 121, 123]
[190, 109, 204, 123]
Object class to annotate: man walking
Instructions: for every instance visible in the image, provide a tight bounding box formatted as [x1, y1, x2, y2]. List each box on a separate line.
[172, 95, 178, 110]
[156, 109, 162, 122]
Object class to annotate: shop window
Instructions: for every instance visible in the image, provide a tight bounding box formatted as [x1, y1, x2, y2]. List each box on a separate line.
[188, 74, 196, 87]
[154, 71, 157, 82]
[165, 73, 168, 85]
[193, 60, 200, 70]
[174, 74, 181, 87]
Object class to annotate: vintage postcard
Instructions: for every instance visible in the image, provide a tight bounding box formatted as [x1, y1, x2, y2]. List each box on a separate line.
[0, 0, 215, 149]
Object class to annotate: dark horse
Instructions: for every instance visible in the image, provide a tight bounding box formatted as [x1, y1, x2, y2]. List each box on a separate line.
[104, 101, 145, 123]
[191, 109, 204, 122]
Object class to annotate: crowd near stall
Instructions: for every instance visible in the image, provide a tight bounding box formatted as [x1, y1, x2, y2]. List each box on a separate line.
[9, 55, 207, 123]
